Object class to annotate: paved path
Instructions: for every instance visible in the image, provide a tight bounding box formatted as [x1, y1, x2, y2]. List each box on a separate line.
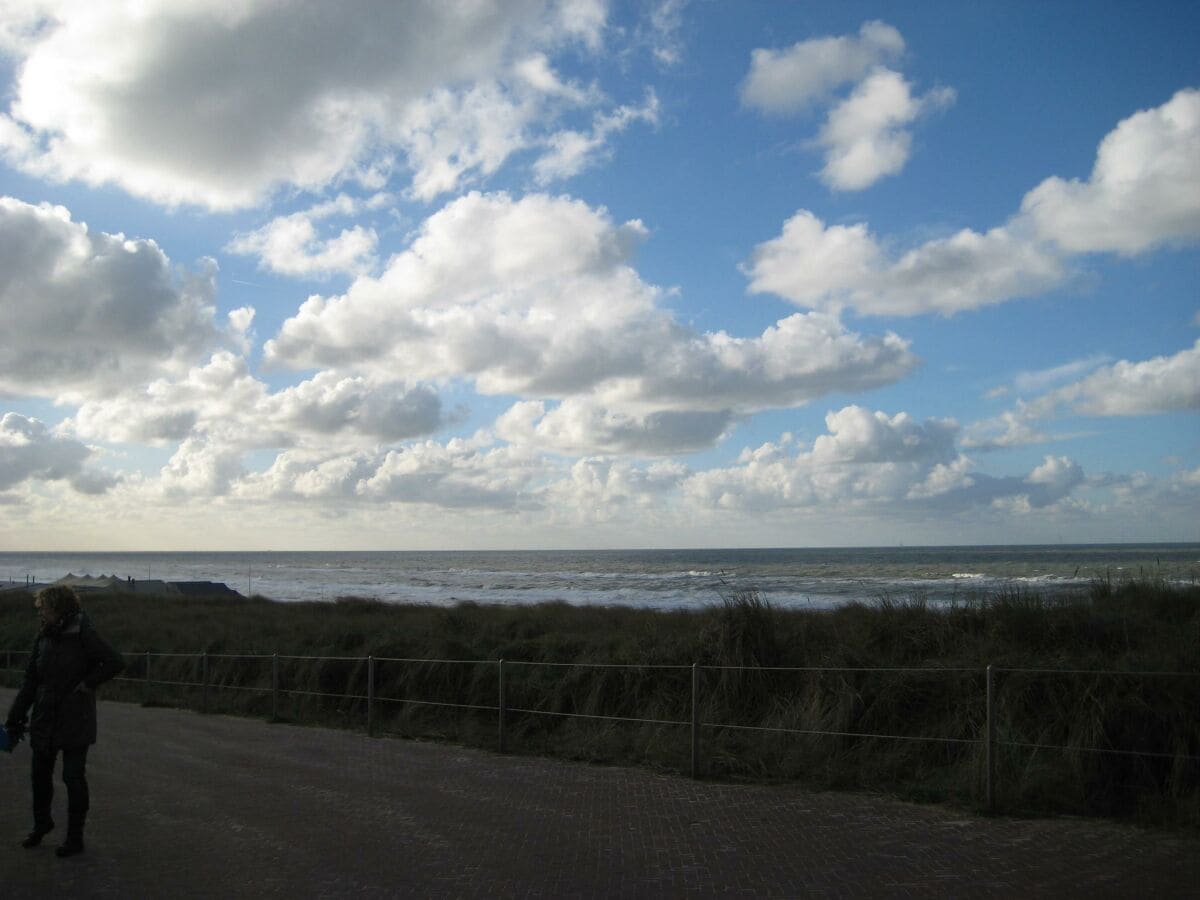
[1, 690, 1197, 898]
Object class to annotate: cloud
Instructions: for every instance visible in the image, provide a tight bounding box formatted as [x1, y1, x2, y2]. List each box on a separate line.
[964, 342, 1199, 450]
[906, 455, 974, 500]
[0, 1, 618, 209]
[359, 441, 541, 508]
[496, 398, 733, 456]
[265, 191, 658, 386]
[817, 69, 954, 191]
[157, 436, 246, 499]
[809, 405, 958, 464]
[0, 1, 50, 55]
[740, 20, 904, 114]
[225, 195, 380, 278]
[965, 356, 1113, 448]
[741, 21, 950, 191]
[270, 372, 444, 442]
[961, 405, 1051, 451]
[966, 456, 1088, 513]
[239, 437, 545, 511]
[1021, 88, 1200, 254]
[0, 412, 115, 494]
[1108, 465, 1200, 521]
[396, 70, 576, 202]
[1033, 340, 1200, 416]
[643, 0, 689, 66]
[1027, 455, 1084, 493]
[235, 430, 691, 517]
[0, 197, 225, 398]
[532, 89, 660, 184]
[748, 89, 1200, 316]
[67, 352, 445, 450]
[542, 456, 688, 522]
[240, 449, 380, 502]
[39, 393, 1107, 520]
[1009, 355, 1113, 394]
[682, 406, 1089, 516]
[67, 352, 267, 446]
[746, 210, 1063, 316]
[265, 192, 916, 454]
[595, 312, 916, 413]
[683, 406, 964, 511]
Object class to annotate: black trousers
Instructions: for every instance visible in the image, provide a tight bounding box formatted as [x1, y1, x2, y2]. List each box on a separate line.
[31, 745, 90, 835]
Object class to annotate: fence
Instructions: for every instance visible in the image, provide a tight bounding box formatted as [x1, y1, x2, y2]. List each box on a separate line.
[2, 649, 1197, 813]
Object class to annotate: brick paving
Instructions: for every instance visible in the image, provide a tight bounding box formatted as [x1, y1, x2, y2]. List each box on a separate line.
[1, 690, 1197, 898]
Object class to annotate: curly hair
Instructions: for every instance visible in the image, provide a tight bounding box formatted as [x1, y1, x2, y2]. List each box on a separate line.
[35, 585, 82, 620]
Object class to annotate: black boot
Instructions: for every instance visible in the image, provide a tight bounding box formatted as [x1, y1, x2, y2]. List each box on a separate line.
[55, 836, 84, 858]
[21, 820, 54, 848]
[55, 813, 85, 858]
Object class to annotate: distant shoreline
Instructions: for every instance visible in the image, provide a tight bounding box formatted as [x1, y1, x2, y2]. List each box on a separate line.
[3, 541, 1197, 554]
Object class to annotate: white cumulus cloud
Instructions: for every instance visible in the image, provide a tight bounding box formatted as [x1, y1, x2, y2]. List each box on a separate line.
[746, 210, 1062, 316]
[0, 1, 627, 209]
[238, 436, 546, 511]
[741, 21, 951, 191]
[542, 456, 688, 523]
[496, 398, 734, 456]
[817, 69, 954, 191]
[67, 353, 445, 452]
[740, 20, 904, 114]
[1034, 340, 1200, 417]
[157, 436, 245, 500]
[965, 342, 1199, 450]
[961, 405, 1051, 451]
[265, 192, 916, 454]
[0, 197, 226, 398]
[683, 408, 1090, 517]
[1021, 88, 1200, 255]
[748, 89, 1200, 316]
[683, 406, 964, 512]
[226, 195, 380, 278]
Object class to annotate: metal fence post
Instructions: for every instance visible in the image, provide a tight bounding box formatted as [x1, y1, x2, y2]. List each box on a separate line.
[201, 651, 209, 714]
[272, 653, 279, 721]
[367, 656, 375, 737]
[986, 664, 996, 813]
[498, 658, 506, 753]
[691, 663, 700, 779]
[144, 651, 151, 704]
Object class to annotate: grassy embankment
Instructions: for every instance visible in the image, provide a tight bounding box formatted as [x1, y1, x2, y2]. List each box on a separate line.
[1, 576, 1197, 827]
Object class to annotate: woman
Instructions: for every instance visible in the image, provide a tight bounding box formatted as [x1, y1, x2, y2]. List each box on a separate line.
[4, 585, 125, 858]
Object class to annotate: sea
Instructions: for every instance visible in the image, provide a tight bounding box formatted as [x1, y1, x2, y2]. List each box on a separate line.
[1, 544, 1196, 610]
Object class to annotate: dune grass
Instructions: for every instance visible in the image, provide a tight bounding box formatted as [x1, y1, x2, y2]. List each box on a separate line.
[1, 575, 1196, 827]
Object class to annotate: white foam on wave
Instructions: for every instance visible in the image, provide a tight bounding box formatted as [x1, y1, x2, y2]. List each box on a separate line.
[1010, 575, 1085, 584]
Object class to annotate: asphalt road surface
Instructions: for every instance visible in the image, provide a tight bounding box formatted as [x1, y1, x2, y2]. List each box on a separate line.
[1, 690, 1197, 898]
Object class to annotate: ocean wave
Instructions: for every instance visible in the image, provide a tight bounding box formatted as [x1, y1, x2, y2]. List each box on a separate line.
[4, 545, 1195, 608]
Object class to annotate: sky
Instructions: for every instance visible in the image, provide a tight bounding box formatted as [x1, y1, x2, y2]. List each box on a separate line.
[0, 0, 1197, 551]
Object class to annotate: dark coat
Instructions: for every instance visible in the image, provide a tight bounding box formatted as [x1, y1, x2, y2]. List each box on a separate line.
[5, 612, 125, 751]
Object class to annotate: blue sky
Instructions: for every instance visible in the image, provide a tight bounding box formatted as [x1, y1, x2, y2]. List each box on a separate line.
[0, 1, 1196, 550]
